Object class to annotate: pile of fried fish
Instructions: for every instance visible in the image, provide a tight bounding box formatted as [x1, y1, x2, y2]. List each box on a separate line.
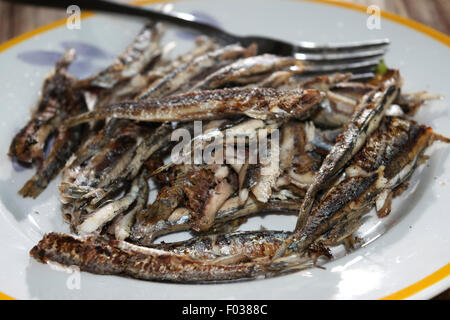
[10, 22, 449, 283]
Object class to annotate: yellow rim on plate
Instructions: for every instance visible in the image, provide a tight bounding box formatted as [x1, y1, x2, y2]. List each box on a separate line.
[0, 0, 448, 300]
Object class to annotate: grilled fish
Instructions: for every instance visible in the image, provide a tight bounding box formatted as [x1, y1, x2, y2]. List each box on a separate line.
[75, 22, 164, 91]
[273, 72, 402, 258]
[287, 116, 449, 254]
[19, 123, 86, 198]
[296, 70, 401, 230]
[30, 232, 312, 282]
[152, 230, 292, 260]
[137, 43, 256, 99]
[9, 49, 80, 166]
[67, 88, 323, 126]
[191, 54, 301, 90]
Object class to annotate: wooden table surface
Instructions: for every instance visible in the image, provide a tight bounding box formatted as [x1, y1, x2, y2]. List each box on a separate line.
[0, 0, 448, 300]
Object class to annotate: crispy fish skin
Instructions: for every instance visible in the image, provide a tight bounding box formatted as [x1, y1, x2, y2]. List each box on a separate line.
[153, 231, 292, 260]
[30, 233, 262, 282]
[61, 119, 128, 178]
[30, 233, 311, 283]
[9, 49, 78, 166]
[59, 122, 154, 230]
[19, 124, 85, 198]
[63, 122, 151, 190]
[67, 88, 323, 125]
[84, 123, 183, 210]
[191, 54, 301, 90]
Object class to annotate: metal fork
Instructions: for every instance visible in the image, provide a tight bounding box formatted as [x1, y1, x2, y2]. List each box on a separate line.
[7, 0, 389, 75]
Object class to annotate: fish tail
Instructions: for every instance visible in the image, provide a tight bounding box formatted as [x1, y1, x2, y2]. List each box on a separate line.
[18, 176, 45, 199]
[431, 130, 450, 143]
[266, 254, 313, 276]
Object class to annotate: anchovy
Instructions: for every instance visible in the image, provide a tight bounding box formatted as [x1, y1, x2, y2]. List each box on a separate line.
[191, 54, 300, 90]
[10, 50, 89, 198]
[60, 42, 245, 211]
[135, 164, 237, 241]
[58, 122, 155, 230]
[75, 22, 164, 90]
[19, 123, 85, 198]
[67, 88, 323, 126]
[296, 71, 401, 228]
[30, 232, 312, 283]
[137, 43, 256, 100]
[286, 116, 449, 254]
[213, 196, 301, 226]
[82, 123, 179, 209]
[9, 49, 79, 166]
[152, 230, 293, 260]
[17, 23, 167, 198]
[273, 72, 401, 258]
[277, 121, 335, 191]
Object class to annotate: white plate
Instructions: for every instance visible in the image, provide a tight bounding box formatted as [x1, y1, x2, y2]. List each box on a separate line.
[0, 0, 449, 300]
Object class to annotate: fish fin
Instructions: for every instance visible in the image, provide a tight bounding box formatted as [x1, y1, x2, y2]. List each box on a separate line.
[18, 177, 44, 199]
[431, 131, 450, 144]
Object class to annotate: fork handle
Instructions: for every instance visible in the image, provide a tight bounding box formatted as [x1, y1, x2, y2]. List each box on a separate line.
[4, 0, 236, 43]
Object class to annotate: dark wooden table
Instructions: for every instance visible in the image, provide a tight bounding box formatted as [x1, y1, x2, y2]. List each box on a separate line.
[0, 0, 448, 300]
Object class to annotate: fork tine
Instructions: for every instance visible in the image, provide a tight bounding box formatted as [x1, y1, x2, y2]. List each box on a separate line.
[295, 38, 390, 52]
[294, 47, 387, 62]
[303, 57, 382, 74]
[349, 72, 376, 81]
